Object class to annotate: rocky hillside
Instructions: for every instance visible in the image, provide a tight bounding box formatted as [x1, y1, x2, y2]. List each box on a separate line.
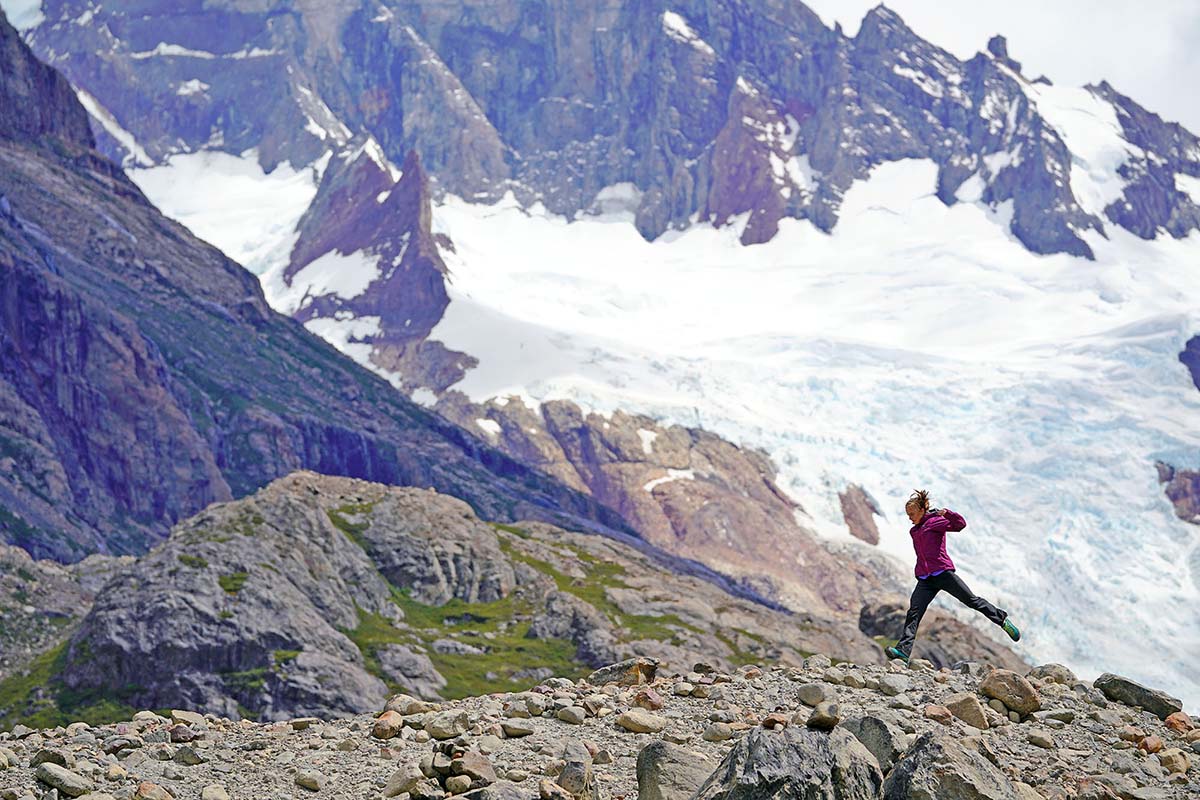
[24, 1, 1200, 256]
[0, 653, 1195, 800]
[0, 7, 642, 562]
[0, 471, 1025, 730]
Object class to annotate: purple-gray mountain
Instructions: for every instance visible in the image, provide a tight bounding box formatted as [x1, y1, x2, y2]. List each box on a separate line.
[22, 0, 1200, 258]
[0, 7, 633, 561]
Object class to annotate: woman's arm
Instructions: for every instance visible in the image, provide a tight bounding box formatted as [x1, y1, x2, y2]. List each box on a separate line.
[939, 508, 967, 531]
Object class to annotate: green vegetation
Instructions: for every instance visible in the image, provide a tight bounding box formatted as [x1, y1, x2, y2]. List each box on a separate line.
[177, 553, 209, 569]
[15, 567, 34, 582]
[0, 640, 139, 730]
[327, 502, 375, 549]
[220, 667, 268, 695]
[272, 649, 300, 664]
[218, 572, 249, 594]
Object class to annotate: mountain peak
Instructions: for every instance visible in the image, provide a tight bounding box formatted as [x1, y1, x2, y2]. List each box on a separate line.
[0, 8, 93, 148]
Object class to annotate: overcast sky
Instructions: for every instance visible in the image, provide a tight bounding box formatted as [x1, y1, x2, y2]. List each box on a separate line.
[4, 0, 1199, 132]
[806, 0, 1200, 132]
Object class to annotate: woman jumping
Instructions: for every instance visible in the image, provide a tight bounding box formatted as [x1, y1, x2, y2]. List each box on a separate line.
[884, 489, 1021, 662]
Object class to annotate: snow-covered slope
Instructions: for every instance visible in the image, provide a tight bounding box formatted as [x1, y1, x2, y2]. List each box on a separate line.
[425, 160, 1200, 706]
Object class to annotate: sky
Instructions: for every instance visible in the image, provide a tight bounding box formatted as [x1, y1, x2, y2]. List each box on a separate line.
[3, 0, 1198, 131]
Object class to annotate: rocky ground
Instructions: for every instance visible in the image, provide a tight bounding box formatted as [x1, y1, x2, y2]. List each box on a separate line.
[0, 655, 1195, 800]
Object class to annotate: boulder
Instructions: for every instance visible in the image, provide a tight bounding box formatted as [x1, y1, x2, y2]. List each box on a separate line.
[616, 710, 668, 734]
[945, 693, 990, 730]
[636, 741, 712, 800]
[884, 732, 1019, 800]
[35, 763, 95, 798]
[1025, 664, 1075, 685]
[692, 726, 883, 800]
[587, 658, 659, 686]
[980, 669, 1041, 715]
[1094, 673, 1183, 720]
[842, 715, 908, 773]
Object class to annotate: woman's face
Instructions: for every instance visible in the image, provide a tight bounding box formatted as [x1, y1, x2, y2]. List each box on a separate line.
[906, 504, 925, 524]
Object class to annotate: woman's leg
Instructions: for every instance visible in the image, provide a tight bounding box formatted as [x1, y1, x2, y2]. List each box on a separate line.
[937, 570, 1007, 626]
[894, 579, 940, 657]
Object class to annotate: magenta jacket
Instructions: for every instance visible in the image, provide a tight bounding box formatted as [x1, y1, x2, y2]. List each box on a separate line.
[908, 508, 966, 579]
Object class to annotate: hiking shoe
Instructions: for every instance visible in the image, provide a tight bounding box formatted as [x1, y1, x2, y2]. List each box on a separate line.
[884, 646, 909, 662]
[1002, 618, 1021, 642]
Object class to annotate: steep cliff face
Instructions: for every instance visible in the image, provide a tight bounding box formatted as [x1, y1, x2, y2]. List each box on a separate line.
[25, 1, 1200, 258]
[0, 7, 633, 560]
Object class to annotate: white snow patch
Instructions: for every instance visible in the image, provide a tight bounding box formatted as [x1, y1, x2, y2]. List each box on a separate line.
[1028, 84, 1135, 217]
[661, 10, 715, 56]
[267, 249, 381, 314]
[892, 64, 944, 98]
[74, 88, 153, 167]
[475, 418, 501, 436]
[410, 388, 437, 407]
[591, 183, 643, 220]
[176, 79, 210, 97]
[128, 149, 328, 275]
[303, 315, 380, 365]
[644, 469, 695, 492]
[413, 161, 1200, 709]
[637, 429, 658, 455]
[0, 0, 44, 29]
[1175, 173, 1200, 205]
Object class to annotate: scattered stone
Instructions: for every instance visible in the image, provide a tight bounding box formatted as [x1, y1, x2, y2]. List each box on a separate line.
[980, 669, 1041, 715]
[373, 710, 405, 740]
[445, 775, 472, 794]
[797, 682, 835, 706]
[636, 741, 712, 800]
[1156, 748, 1190, 774]
[923, 705, 953, 726]
[557, 707, 586, 725]
[134, 782, 174, 800]
[701, 723, 733, 742]
[425, 710, 470, 740]
[1138, 736, 1164, 754]
[1026, 664, 1076, 685]
[692, 727, 882, 800]
[616, 709, 667, 734]
[945, 693, 990, 730]
[806, 702, 841, 730]
[501, 720, 535, 738]
[634, 688, 665, 711]
[1164, 712, 1193, 734]
[761, 712, 790, 730]
[1094, 673, 1183, 720]
[295, 770, 324, 792]
[909, 658, 934, 672]
[878, 674, 910, 697]
[586, 657, 659, 686]
[1027, 730, 1055, 749]
[884, 732, 1019, 799]
[200, 787, 229, 800]
[34, 762, 94, 798]
[842, 716, 908, 774]
[170, 710, 205, 727]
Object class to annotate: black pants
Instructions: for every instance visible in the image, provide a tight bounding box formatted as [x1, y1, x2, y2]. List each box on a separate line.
[895, 570, 1007, 657]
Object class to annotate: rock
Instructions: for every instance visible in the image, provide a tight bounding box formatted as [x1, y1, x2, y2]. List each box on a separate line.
[878, 674, 910, 697]
[443, 775, 469, 794]
[1156, 748, 1190, 774]
[426, 710, 470, 740]
[884, 732, 1019, 799]
[692, 727, 882, 800]
[1164, 711, 1194, 733]
[1025, 664, 1076, 685]
[173, 745, 205, 765]
[200, 787, 229, 800]
[501, 720, 535, 738]
[987, 699, 1007, 713]
[909, 658, 934, 672]
[701, 723, 733, 742]
[557, 707, 586, 725]
[945, 693, 990, 730]
[134, 783, 173, 800]
[386, 763, 427, 797]
[374, 710, 405, 739]
[806, 702, 841, 730]
[842, 716, 908, 773]
[31, 749, 69, 767]
[796, 683, 835, 706]
[169, 710, 205, 727]
[980, 669, 1041, 715]
[616, 709, 667, 734]
[634, 688, 665, 711]
[1138, 736, 1164, 754]
[924, 705, 953, 726]
[295, 770, 324, 792]
[804, 654, 833, 670]
[453, 752, 497, 785]
[761, 712, 790, 730]
[1027, 730, 1055, 749]
[1119, 726, 1146, 742]
[539, 778, 574, 800]
[586, 657, 659, 686]
[35, 763, 95, 798]
[636, 741, 712, 800]
[386, 694, 441, 716]
[1094, 673, 1183, 720]
[1013, 782, 1046, 800]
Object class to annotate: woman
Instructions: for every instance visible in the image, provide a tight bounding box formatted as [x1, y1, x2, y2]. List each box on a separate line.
[884, 489, 1021, 662]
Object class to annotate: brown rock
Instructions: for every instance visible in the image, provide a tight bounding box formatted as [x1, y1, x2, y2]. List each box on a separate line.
[1157, 747, 1190, 774]
[838, 484, 881, 545]
[1137, 735, 1164, 754]
[1164, 711, 1194, 733]
[1118, 725, 1145, 742]
[634, 688, 665, 711]
[373, 710, 405, 740]
[135, 782, 174, 800]
[923, 705, 953, 726]
[944, 693, 989, 730]
[451, 751, 497, 784]
[586, 657, 659, 686]
[980, 669, 1041, 715]
[761, 712, 790, 730]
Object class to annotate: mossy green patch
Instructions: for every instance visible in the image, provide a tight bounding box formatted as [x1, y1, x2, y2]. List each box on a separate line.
[272, 649, 300, 665]
[327, 502, 375, 549]
[218, 572, 249, 594]
[177, 553, 208, 569]
[0, 640, 139, 730]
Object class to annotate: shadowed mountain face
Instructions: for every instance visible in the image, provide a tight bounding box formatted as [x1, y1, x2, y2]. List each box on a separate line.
[0, 8, 636, 561]
[23, 0, 1200, 258]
